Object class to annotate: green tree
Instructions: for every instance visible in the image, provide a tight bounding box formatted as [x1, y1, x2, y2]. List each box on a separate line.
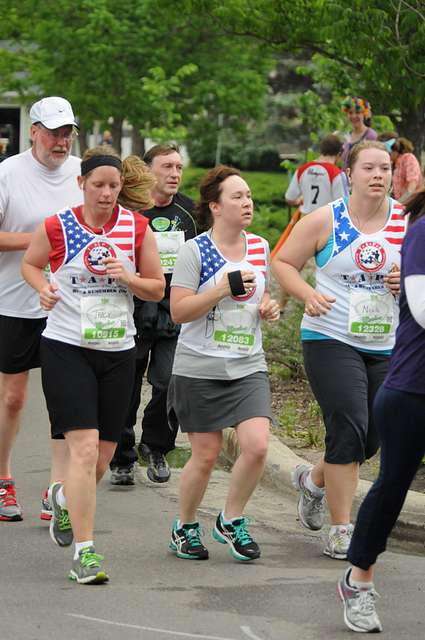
[1, 0, 272, 157]
[196, 0, 425, 156]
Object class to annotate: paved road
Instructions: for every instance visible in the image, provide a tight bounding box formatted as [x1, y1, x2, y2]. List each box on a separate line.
[1, 370, 425, 640]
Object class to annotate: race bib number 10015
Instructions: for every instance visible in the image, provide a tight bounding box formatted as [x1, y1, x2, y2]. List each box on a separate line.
[80, 295, 128, 348]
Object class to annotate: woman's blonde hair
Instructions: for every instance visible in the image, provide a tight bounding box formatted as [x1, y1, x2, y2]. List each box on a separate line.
[81, 146, 155, 212]
[347, 140, 390, 171]
[119, 155, 155, 212]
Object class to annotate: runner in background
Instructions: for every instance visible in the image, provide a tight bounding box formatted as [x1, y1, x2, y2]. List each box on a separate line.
[285, 134, 348, 215]
[341, 97, 378, 169]
[21, 145, 164, 584]
[110, 144, 197, 486]
[387, 137, 423, 203]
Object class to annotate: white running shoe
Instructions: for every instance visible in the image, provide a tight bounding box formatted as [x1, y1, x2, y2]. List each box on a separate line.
[338, 568, 382, 633]
[324, 523, 354, 559]
[292, 464, 325, 531]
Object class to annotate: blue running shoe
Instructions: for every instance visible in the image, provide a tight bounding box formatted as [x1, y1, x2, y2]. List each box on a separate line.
[213, 512, 260, 561]
[169, 519, 209, 560]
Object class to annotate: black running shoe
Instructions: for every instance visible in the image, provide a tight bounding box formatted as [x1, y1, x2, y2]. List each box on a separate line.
[139, 444, 170, 483]
[110, 466, 135, 486]
[169, 519, 209, 560]
[213, 512, 260, 561]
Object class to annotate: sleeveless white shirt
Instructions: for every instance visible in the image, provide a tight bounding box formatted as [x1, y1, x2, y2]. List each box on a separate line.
[43, 206, 138, 350]
[301, 198, 406, 350]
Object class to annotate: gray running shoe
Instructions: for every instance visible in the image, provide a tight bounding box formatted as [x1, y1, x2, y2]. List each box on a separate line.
[139, 444, 170, 483]
[338, 568, 382, 633]
[110, 466, 135, 486]
[292, 464, 325, 531]
[0, 478, 23, 522]
[324, 523, 354, 559]
[69, 546, 109, 584]
[48, 482, 73, 547]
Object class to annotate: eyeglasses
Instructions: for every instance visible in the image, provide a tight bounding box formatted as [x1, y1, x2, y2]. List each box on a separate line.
[36, 124, 78, 141]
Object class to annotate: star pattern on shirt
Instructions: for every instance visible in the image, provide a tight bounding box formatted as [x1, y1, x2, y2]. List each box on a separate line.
[60, 210, 94, 264]
[331, 199, 360, 258]
[194, 235, 226, 286]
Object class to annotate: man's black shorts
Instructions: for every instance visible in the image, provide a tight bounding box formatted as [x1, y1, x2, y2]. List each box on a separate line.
[0, 315, 46, 374]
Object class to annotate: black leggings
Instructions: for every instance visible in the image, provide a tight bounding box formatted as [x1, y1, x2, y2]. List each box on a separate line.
[348, 385, 425, 570]
[303, 340, 390, 464]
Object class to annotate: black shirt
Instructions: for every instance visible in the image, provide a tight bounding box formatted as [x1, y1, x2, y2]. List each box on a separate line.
[136, 192, 197, 307]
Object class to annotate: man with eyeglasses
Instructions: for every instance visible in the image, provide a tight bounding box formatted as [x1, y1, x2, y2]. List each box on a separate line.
[0, 96, 81, 523]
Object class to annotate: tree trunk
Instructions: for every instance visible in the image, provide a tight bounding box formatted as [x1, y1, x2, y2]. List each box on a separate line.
[399, 105, 425, 161]
[77, 123, 89, 156]
[111, 118, 123, 156]
[131, 126, 145, 157]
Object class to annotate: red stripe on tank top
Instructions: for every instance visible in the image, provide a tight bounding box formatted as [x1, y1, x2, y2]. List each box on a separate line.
[247, 237, 262, 244]
[108, 231, 134, 238]
[384, 225, 405, 233]
[248, 248, 265, 255]
[115, 243, 133, 250]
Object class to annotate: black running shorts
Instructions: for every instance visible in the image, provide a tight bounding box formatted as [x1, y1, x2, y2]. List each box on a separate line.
[40, 337, 136, 441]
[0, 315, 47, 374]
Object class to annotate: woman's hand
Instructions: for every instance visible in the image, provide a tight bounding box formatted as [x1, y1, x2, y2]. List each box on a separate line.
[40, 283, 60, 311]
[259, 298, 280, 321]
[384, 266, 401, 296]
[103, 257, 132, 286]
[304, 291, 336, 316]
[217, 270, 257, 298]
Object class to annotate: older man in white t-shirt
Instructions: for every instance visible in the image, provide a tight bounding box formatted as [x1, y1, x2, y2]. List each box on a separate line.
[0, 96, 81, 522]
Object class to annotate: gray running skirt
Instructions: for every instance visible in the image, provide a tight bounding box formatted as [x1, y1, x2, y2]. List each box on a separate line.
[167, 371, 272, 433]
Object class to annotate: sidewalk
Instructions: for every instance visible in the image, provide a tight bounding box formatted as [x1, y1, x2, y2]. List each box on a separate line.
[221, 429, 425, 552]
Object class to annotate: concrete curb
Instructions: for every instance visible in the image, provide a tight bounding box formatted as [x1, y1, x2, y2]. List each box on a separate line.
[221, 429, 425, 550]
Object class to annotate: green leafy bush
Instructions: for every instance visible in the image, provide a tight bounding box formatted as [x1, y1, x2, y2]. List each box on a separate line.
[181, 167, 289, 205]
[249, 205, 289, 248]
[181, 167, 292, 248]
[262, 298, 305, 380]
